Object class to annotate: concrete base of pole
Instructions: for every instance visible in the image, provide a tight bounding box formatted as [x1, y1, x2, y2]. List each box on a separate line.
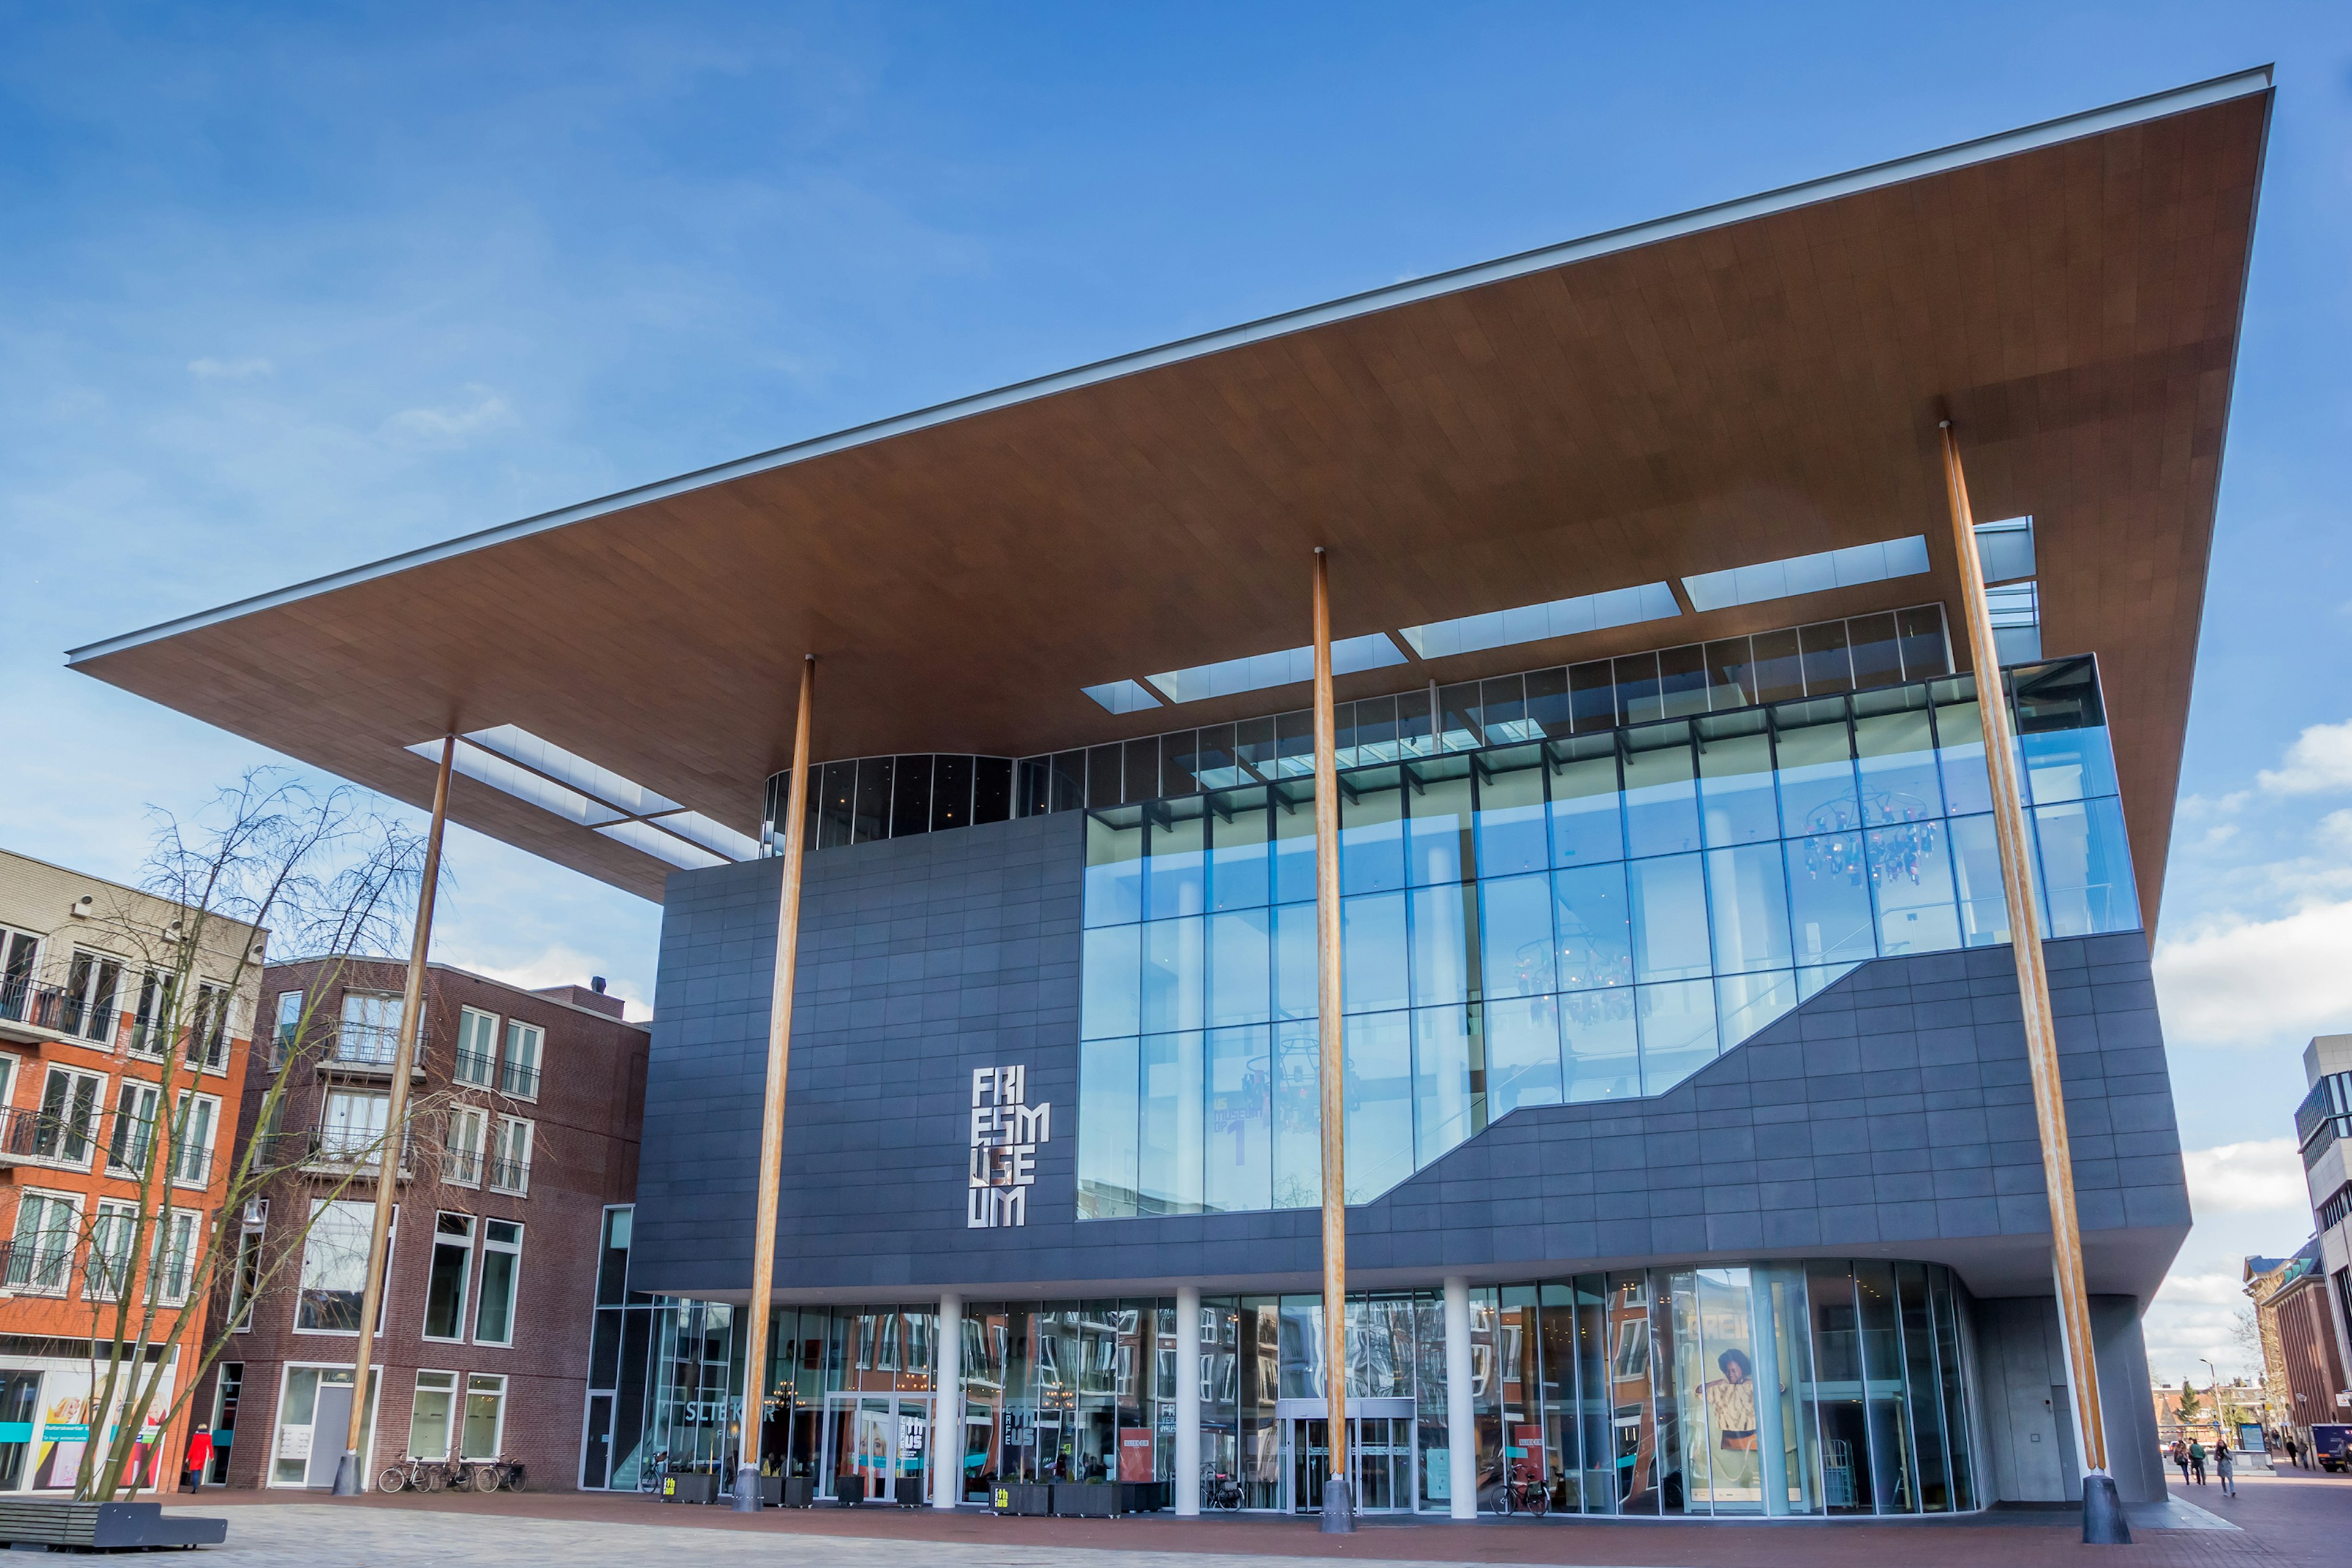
[328, 1452, 361, 1496]
[732, 1464, 763, 1512]
[1319, 1476, 1355, 1534]
[2081, 1471, 2130, 1544]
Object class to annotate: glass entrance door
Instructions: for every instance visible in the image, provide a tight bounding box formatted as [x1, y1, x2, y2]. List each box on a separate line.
[820, 1394, 925, 1502]
[1281, 1414, 1412, 1513]
[1287, 1418, 1330, 1513]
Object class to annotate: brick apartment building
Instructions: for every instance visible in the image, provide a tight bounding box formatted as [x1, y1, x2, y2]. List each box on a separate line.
[0, 847, 262, 1494]
[2249, 1240, 2350, 1452]
[194, 958, 645, 1490]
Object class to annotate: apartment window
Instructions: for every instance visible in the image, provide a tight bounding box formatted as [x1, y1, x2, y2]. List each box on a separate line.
[187, 981, 230, 1070]
[0, 929, 38, 1022]
[472, 1220, 521, 1346]
[488, 1116, 532, 1194]
[409, 1371, 459, 1460]
[296, 1198, 391, 1333]
[172, 1092, 219, 1185]
[64, 950, 123, 1044]
[454, 1008, 498, 1087]
[207, 1363, 242, 1484]
[85, 1199, 139, 1300]
[0, 1054, 17, 1111]
[422, 1215, 475, 1342]
[130, 970, 176, 1055]
[273, 989, 303, 1069]
[227, 1205, 265, 1332]
[6, 1191, 78, 1293]
[107, 1080, 160, 1175]
[446, 1107, 486, 1186]
[461, 1373, 507, 1460]
[320, 1090, 390, 1165]
[337, 992, 403, 1067]
[148, 1210, 197, 1303]
[32, 1066, 103, 1164]
[499, 1020, 543, 1099]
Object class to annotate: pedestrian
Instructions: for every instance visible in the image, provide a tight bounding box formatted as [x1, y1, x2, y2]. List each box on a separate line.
[2173, 1438, 2190, 1487]
[2215, 1437, 2236, 1497]
[182, 1425, 213, 1491]
[2286, 1431, 2302, 1469]
[2189, 1438, 2207, 1485]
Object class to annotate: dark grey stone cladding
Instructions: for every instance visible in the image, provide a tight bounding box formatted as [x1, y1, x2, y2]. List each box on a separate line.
[630, 810, 2189, 1300]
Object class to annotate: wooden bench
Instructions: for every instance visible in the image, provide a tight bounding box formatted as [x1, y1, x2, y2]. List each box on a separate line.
[0, 1499, 228, 1551]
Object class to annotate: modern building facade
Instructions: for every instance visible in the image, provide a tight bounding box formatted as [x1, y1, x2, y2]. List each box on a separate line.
[2291, 1034, 2352, 1409]
[191, 959, 646, 1490]
[65, 70, 2274, 1516]
[0, 847, 262, 1494]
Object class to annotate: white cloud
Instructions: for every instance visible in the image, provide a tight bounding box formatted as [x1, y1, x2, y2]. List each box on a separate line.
[2180, 1138, 2307, 1214]
[2258, 719, 2352, 795]
[187, 356, 273, 379]
[2155, 1270, 2248, 1307]
[382, 386, 514, 444]
[443, 943, 649, 1022]
[2152, 899, 2352, 1047]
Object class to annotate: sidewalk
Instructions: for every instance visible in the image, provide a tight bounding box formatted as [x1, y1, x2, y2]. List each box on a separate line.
[158, 1468, 2352, 1568]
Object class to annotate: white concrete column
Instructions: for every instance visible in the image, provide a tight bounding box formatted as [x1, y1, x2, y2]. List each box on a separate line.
[1443, 1275, 1476, 1520]
[933, 1292, 963, 1509]
[1175, 1286, 1202, 1515]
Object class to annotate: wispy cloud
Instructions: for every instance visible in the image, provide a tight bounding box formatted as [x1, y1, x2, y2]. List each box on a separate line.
[382, 386, 515, 445]
[2258, 718, 2352, 795]
[188, 356, 274, 379]
[2154, 898, 2352, 1047]
[2180, 1137, 2307, 1213]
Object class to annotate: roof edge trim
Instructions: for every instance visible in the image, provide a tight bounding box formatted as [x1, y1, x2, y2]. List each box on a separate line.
[66, 66, 2274, 668]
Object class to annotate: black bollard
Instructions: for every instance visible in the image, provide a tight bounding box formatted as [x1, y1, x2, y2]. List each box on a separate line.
[733, 1463, 763, 1512]
[1319, 1476, 1355, 1534]
[2081, 1471, 2131, 1544]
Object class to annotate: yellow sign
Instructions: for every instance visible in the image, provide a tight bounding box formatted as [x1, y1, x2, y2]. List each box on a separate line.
[662, 1477, 676, 1496]
[993, 1487, 1010, 1509]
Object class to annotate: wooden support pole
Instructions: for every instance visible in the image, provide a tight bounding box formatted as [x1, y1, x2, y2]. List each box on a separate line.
[733, 654, 816, 1510]
[1310, 547, 1354, 1531]
[1938, 423, 2109, 1480]
[333, 732, 454, 1494]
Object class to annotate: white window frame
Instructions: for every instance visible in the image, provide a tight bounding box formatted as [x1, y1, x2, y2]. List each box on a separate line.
[453, 1008, 499, 1088]
[409, 1370, 460, 1461]
[318, 1088, 391, 1166]
[292, 1199, 396, 1337]
[8, 1188, 81, 1295]
[64, 948, 124, 1046]
[1, 927, 42, 1025]
[336, 991, 403, 1068]
[106, 1079, 160, 1177]
[460, 1373, 508, 1461]
[0, 1051, 18, 1111]
[187, 979, 233, 1072]
[129, 968, 176, 1057]
[227, 1203, 266, 1332]
[420, 1213, 475, 1344]
[146, 1208, 198, 1305]
[273, 989, 303, 1069]
[472, 1219, 522, 1348]
[265, 1360, 384, 1490]
[172, 1090, 221, 1187]
[32, 1065, 107, 1169]
[445, 1107, 486, 1188]
[498, 1019, 543, 1101]
[83, 1197, 140, 1301]
[488, 1115, 532, 1196]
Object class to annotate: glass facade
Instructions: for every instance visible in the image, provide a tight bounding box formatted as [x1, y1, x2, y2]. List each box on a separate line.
[763, 605, 1957, 851]
[1077, 657, 2137, 1215]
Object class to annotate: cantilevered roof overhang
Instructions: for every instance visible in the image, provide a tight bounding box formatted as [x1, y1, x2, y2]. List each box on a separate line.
[69, 70, 2272, 910]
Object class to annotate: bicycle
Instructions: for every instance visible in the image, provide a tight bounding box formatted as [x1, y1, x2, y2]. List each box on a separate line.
[1499, 1470, 1548, 1516]
[1200, 1465, 1243, 1510]
[461, 1453, 528, 1493]
[638, 1450, 671, 1495]
[375, 1454, 447, 1493]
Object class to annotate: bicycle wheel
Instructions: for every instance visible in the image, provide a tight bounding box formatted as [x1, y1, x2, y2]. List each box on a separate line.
[470, 1464, 502, 1493]
[377, 1465, 409, 1493]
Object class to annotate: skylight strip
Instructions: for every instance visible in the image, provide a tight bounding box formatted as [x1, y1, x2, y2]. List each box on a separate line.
[407, 739, 625, 828]
[462, 723, 681, 817]
[649, 810, 761, 862]
[1681, 535, 1930, 613]
[1147, 633, 1404, 706]
[1397, 582, 1680, 662]
[595, 818, 729, 871]
[1082, 679, 1164, 715]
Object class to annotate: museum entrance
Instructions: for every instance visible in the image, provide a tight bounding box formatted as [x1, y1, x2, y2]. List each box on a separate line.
[1276, 1398, 1415, 1514]
[818, 1393, 927, 1503]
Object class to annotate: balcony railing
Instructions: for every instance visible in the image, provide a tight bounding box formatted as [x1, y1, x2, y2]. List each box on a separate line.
[486, 1154, 530, 1193]
[444, 1147, 483, 1185]
[498, 1060, 541, 1099]
[0, 976, 74, 1034]
[2, 1237, 69, 1296]
[453, 1046, 496, 1087]
[0, 1105, 99, 1165]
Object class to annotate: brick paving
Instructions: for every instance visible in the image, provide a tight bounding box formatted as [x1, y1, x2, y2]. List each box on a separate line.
[159, 1463, 2351, 1568]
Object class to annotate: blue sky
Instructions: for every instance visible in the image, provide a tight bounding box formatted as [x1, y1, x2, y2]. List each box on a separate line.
[4, 3, 2349, 1381]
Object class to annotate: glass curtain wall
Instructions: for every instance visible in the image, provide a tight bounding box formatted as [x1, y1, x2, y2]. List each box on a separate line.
[951, 1300, 1179, 1497]
[1080, 657, 2135, 1215]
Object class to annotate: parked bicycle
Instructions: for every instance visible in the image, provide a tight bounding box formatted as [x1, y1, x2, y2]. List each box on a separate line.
[1499, 1468, 1548, 1515]
[1200, 1465, 1243, 1510]
[459, 1453, 528, 1493]
[637, 1449, 671, 1494]
[375, 1454, 448, 1493]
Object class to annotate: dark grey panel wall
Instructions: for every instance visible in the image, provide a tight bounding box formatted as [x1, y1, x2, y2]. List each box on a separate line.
[631, 811, 2191, 1307]
[1972, 1294, 2167, 1504]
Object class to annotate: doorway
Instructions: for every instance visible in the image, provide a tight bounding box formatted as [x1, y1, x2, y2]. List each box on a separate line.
[819, 1393, 927, 1502]
[1275, 1398, 1415, 1513]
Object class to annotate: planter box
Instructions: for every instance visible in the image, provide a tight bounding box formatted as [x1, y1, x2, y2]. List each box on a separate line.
[659, 1472, 717, 1504]
[992, 1481, 1052, 1515]
[832, 1473, 865, 1506]
[758, 1476, 783, 1507]
[892, 1477, 925, 1507]
[1052, 1482, 1114, 1518]
[1112, 1481, 1170, 1515]
[782, 1477, 815, 1509]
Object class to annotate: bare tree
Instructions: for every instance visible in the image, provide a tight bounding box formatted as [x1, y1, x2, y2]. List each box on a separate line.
[49, 770, 458, 1501]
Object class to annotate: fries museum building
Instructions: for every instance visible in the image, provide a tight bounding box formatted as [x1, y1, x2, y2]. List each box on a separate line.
[67, 72, 2271, 1518]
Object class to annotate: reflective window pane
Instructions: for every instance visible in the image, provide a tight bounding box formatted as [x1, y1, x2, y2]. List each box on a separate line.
[1077, 1037, 1139, 1219]
[1207, 788, 1271, 911]
[1474, 747, 1548, 878]
[1412, 1006, 1480, 1168]
[2020, 724, 2120, 806]
[1932, 697, 1992, 816]
[1637, 980, 1719, 1095]
[1079, 925, 1140, 1041]
[1137, 1031, 1204, 1215]
[1947, 814, 2010, 947]
[1272, 780, 1317, 904]
[1146, 798, 1207, 920]
[1408, 885, 1472, 1008]
[1854, 699, 1944, 826]
[1561, 989, 1639, 1104]
[1659, 644, 1709, 719]
[1751, 628, 1804, 706]
[1706, 845, 1795, 974]
[1481, 873, 1555, 1000]
[1340, 767, 1406, 894]
[1774, 701, 1858, 838]
[1797, 621, 1853, 696]
[1697, 722, 1777, 846]
[1205, 1025, 1272, 1213]
[1406, 761, 1473, 886]
[1627, 854, 1710, 982]
[1866, 826, 1961, 956]
[2034, 797, 2140, 937]
[1554, 864, 1634, 992]
[1273, 1021, 1321, 1208]
[1785, 837, 1877, 968]
[1487, 997, 1562, 1118]
[1716, 970, 1800, 1050]
[1140, 916, 1205, 1034]
[1207, 909, 1273, 1027]
[1343, 1012, 1414, 1202]
[1085, 810, 1144, 927]
[1272, 903, 1319, 1021]
[1624, 726, 1701, 858]
[1548, 745, 1625, 865]
[1341, 893, 1409, 1014]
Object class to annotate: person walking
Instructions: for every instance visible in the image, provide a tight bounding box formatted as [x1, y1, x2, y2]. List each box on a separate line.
[2172, 1438, 2191, 1488]
[2215, 1436, 2237, 1497]
[2189, 1438, 2207, 1485]
[2286, 1431, 2302, 1469]
[181, 1425, 213, 1491]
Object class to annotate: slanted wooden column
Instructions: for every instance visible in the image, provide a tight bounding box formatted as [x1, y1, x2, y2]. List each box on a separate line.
[1309, 547, 1354, 1532]
[1938, 424, 2117, 1531]
[734, 655, 816, 1512]
[332, 732, 454, 1495]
